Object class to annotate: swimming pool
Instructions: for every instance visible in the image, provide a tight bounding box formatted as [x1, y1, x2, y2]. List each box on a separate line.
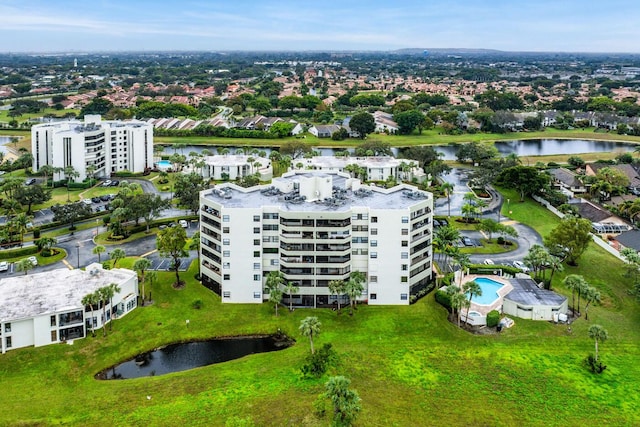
[467, 277, 506, 305]
[157, 160, 172, 170]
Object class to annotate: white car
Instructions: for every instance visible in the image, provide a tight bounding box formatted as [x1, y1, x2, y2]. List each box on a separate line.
[512, 261, 529, 273]
[26, 256, 38, 266]
[483, 259, 495, 265]
[0, 261, 8, 272]
[82, 199, 93, 206]
[179, 219, 188, 228]
[102, 180, 112, 187]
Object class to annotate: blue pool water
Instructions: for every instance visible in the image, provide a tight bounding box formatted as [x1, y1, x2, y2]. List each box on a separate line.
[157, 160, 172, 169]
[466, 277, 505, 305]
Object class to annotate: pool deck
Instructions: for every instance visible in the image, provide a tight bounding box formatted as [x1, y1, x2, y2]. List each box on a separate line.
[463, 274, 513, 316]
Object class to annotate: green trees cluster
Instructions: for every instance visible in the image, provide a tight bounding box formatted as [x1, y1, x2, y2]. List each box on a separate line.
[81, 282, 121, 337]
[156, 226, 188, 288]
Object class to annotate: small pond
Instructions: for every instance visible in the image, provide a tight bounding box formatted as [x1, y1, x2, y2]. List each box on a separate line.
[96, 334, 293, 380]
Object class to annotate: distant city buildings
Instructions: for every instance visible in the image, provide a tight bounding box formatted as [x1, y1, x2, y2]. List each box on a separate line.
[31, 115, 154, 181]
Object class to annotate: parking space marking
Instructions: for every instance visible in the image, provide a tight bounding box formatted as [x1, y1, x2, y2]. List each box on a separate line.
[62, 259, 73, 270]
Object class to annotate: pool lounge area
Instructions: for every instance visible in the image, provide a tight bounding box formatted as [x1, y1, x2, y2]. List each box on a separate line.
[461, 274, 513, 316]
[156, 160, 173, 171]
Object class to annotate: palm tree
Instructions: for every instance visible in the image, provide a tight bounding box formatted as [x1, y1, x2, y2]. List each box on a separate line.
[92, 245, 106, 263]
[86, 164, 97, 186]
[39, 164, 55, 188]
[13, 213, 30, 243]
[299, 316, 321, 354]
[345, 271, 366, 315]
[63, 166, 79, 202]
[284, 281, 299, 311]
[16, 257, 35, 275]
[440, 181, 454, 217]
[81, 292, 99, 337]
[97, 287, 109, 337]
[328, 279, 346, 314]
[108, 283, 121, 331]
[583, 286, 601, 321]
[563, 274, 586, 316]
[450, 292, 469, 327]
[434, 226, 461, 271]
[145, 270, 157, 301]
[588, 324, 608, 362]
[110, 248, 126, 268]
[462, 280, 482, 324]
[453, 252, 471, 286]
[133, 258, 153, 303]
[265, 271, 285, 316]
[188, 231, 201, 277]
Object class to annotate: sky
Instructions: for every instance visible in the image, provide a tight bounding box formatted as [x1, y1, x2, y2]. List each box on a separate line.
[2, 0, 640, 53]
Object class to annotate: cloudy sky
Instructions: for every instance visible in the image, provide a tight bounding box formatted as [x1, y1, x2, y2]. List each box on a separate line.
[2, 0, 639, 53]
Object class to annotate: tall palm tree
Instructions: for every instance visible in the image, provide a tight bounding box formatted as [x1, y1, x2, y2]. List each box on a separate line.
[97, 286, 110, 337]
[462, 280, 482, 324]
[188, 231, 201, 277]
[110, 248, 126, 268]
[63, 166, 79, 202]
[299, 316, 321, 354]
[13, 213, 30, 243]
[16, 257, 35, 275]
[39, 164, 55, 188]
[93, 245, 106, 263]
[450, 292, 469, 327]
[265, 271, 285, 316]
[133, 258, 153, 303]
[285, 281, 299, 311]
[145, 270, 157, 302]
[588, 324, 608, 362]
[328, 279, 346, 314]
[440, 182, 454, 217]
[86, 164, 96, 186]
[345, 271, 366, 315]
[81, 292, 99, 337]
[108, 283, 121, 331]
[583, 286, 601, 321]
[563, 274, 586, 316]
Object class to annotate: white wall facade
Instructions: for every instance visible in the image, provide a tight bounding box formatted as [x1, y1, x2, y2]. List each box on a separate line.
[32, 115, 153, 182]
[199, 172, 433, 306]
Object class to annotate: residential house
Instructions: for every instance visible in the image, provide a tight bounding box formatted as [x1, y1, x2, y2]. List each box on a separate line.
[309, 124, 341, 138]
[547, 168, 587, 194]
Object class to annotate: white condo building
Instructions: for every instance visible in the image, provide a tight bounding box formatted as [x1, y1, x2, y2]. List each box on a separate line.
[31, 115, 153, 182]
[199, 171, 433, 306]
[294, 156, 427, 183]
[0, 264, 138, 354]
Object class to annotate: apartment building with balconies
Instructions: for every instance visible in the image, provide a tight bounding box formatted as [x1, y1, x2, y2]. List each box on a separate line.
[199, 171, 433, 306]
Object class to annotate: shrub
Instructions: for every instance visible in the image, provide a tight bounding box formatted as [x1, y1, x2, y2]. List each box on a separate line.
[585, 354, 607, 374]
[435, 290, 452, 312]
[33, 228, 40, 239]
[486, 310, 500, 327]
[301, 343, 338, 378]
[497, 236, 505, 245]
[192, 299, 203, 309]
[0, 245, 39, 260]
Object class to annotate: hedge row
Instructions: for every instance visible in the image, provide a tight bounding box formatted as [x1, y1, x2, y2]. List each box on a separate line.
[0, 245, 39, 260]
[435, 290, 452, 312]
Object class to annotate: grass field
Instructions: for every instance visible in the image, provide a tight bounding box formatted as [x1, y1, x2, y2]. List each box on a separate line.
[1, 212, 639, 426]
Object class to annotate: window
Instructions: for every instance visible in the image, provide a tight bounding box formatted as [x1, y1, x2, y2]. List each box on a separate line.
[401, 276, 408, 282]
[401, 216, 409, 223]
[254, 227, 260, 234]
[254, 292, 261, 299]
[371, 228, 378, 235]
[254, 239, 260, 246]
[5, 337, 12, 348]
[264, 248, 278, 254]
[401, 228, 408, 235]
[370, 276, 378, 283]
[50, 315, 56, 327]
[370, 240, 377, 247]
[51, 330, 57, 342]
[222, 215, 230, 222]
[223, 262, 230, 269]
[4, 323, 10, 333]
[223, 274, 230, 280]
[223, 239, 230, 245]
[223, 227, 230, 233]
[370, 252, 377, 259]
[371, 216, 378, 223]
[223, 251, 230, 257]
[370, 293, 377, 300]
[263, 224, 278, 231]
[402, 264, 408, 271]
[223, 291, 231, 298]
[254, 251, 260, 257]
[402, 240, 408, 247]
[401, 252, 408, 259]
[263, 213, 279, 220]
[400, 293, 408, 301]
[270, 259, 279, 266]
[254, 274, 261, 281]
[253, 263, 261, 270]
[253, 215, 260, 222]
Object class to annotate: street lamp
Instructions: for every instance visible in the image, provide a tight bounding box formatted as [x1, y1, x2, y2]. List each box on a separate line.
[507, 198, 511, 215]
[95, 218, 100, 238]
[76, 244, 81, 269]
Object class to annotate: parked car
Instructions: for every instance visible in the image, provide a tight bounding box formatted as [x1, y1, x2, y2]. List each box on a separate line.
[102, 180, 112, 187]
[0, 261, 8, 272]
[512, 261, 530, 273]
[110, 180, 120, 187]
[179, 219, 188, 228]
[100, 194, 111, 201]
[26, 256, 38, 266]
[461, 237, 474, 247]
[95, 205, 106, 213]
[82, 199, 92, 206]
[25, 178, 36, 185]
[91, 196, 102, 203]
[483, 259, 495, 265]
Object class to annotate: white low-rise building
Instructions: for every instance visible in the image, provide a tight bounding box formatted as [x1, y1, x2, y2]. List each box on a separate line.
[199, 171, 433, 306]
[293, 156, 427, 183]
[31, 115, 154, 182]
[0, 264, 138, 354]
[195, 154, 273, 182]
